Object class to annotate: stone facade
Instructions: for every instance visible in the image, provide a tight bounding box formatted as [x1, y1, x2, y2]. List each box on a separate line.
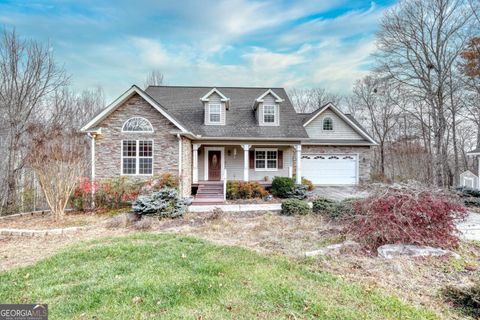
[301, 145, 373, 183]
[180, 137, 192, 197]
[94, 93, 180, 181]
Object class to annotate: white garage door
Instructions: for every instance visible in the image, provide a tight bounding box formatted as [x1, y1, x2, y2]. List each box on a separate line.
[302, 154, 358, 185]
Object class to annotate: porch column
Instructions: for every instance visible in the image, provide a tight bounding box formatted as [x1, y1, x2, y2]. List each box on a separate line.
[294, 145, 302, 184]
[242, 144, 251, 181]
[192, 144, 201, 183]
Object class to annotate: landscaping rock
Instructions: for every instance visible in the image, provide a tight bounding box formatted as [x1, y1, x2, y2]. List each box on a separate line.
[377, 244, 460, 259]
[304, 240, 360, 257]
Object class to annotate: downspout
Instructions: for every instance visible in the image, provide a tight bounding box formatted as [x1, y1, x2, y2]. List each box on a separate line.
[87, 133, 96, 208]
[177, 134, 182, 196]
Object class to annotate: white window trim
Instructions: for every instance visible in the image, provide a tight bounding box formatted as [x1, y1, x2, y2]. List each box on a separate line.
[208, 103, 222, 123]
[322, 117, 334, 131]
[204, 147, 225, 181]
[120, 139, 154, 176]
[263, 104, 276, 124]
[254, 148, 278, 172]
[121, 117, 154, 133]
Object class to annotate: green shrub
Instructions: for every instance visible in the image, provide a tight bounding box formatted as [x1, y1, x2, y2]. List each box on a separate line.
[313, 197, 359, 219]
[443, 282, 480, 318]
[312, 197, 337, 214]
[271, 177, 295, 198]
[330, 198, 358, 219]
[226, 181, 268, 200]
[286, 184, 308, 199]
[281, 198, 311, 216]
[132, 187, 186, 218]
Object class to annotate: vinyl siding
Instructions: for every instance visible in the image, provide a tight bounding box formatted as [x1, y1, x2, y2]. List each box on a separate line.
[258, 94, 280, 126]
[198, 145, 293, 181]
[305, 110, 363, 140]
[204, 92, 226, 125]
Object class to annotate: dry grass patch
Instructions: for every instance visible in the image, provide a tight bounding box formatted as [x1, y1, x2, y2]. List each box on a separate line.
[0, 211, 112, 230]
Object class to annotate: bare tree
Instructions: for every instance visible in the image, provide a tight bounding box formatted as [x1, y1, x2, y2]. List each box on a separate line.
[25, 124, 86, 220]
[353, 75, 399, 176]
[0, 29, 68, 214]
[288, 88, 342, 113]
[376, 0, 474, 186]
[144, 69, 164, 88]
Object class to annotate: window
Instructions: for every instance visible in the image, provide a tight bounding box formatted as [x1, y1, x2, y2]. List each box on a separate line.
[263, 105, 275, 123]
[255, 149, 277, 170]
[122, 140, 153, 175]
[323, 117, 333, 131]
[122, 117, 153, 132]
[209, 104, 221, 123]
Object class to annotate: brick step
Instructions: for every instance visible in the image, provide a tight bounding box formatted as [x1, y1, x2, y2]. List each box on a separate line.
[195, 194, 224, 199]
[192, 198, 224, 205]
[197, 188, 223, 193]
[198, 185, 223, 190]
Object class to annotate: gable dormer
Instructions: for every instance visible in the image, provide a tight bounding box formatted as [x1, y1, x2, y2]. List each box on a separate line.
[255, 89, 283, 126]
[200, 88, 229, 125]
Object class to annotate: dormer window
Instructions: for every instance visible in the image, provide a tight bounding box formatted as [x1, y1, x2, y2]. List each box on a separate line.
[209, 104, 221, 123]
[201, 88, 229, 125]
[323, 117, 333, 131]
[263, 105, 275, 123]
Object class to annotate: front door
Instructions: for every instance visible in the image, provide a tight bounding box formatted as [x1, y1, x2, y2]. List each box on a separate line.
[208, 150, 221, 181]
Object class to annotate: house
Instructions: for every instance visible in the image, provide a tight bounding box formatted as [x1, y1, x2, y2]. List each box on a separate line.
[81, 85, 377, 204]
[466, 148, 480, 189]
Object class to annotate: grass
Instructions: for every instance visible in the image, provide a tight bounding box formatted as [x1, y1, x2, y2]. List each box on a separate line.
[0, 233, 436, 319]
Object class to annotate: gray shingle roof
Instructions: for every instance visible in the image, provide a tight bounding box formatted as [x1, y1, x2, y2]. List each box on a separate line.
[145, 86, 309, 139]
[303, 139, 374, 145]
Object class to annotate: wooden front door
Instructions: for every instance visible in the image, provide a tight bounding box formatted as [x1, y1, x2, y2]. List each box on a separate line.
[208, 151, 221, 181]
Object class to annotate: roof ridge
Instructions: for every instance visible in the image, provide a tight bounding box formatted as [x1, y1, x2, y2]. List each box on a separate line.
[146, 85, 285, 89]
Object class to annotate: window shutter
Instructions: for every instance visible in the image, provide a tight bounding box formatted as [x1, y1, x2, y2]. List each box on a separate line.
[249, 150, 255, 169]
[278, 150, 283, 169]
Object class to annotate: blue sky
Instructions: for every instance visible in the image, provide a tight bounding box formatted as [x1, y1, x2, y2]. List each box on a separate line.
[0, 0, 396, 101]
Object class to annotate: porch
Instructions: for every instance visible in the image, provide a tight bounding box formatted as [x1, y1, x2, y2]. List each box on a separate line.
[191, 143, 303, 204]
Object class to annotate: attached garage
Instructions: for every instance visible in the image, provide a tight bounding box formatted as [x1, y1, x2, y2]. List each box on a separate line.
[301, 154, 358, 185]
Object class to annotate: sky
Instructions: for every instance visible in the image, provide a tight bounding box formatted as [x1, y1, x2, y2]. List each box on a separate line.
[0, 0, 397, 101]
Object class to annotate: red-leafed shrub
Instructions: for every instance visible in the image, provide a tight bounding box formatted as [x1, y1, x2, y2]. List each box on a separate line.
[349, 184, 467, 250]
[226, 181, 269, 199]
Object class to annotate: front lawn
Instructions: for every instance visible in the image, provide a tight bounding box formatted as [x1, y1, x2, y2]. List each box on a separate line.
[0, 233, 435, 319]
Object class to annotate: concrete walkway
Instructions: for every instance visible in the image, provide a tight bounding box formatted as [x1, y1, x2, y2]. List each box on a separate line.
[458, 212, 480, 241]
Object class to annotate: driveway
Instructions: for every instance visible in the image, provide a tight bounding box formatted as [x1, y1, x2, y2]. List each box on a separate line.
[309, 186, 369, 201]
[458, 212, 480, 242]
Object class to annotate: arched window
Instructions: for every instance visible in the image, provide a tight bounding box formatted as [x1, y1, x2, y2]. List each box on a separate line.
[122, 117, 153, 132]
[323, 117, 333, 131]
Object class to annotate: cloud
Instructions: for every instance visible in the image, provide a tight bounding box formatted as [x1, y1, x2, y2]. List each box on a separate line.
[0, 0, 394, 101]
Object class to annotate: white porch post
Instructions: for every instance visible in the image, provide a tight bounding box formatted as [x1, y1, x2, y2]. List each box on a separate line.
[294, 145, 302, 184]
[242, 144, 251, 181]
[192, 144, 201, 183]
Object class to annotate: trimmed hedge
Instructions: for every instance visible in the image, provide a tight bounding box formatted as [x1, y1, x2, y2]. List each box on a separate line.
[281, 199, 311, 216]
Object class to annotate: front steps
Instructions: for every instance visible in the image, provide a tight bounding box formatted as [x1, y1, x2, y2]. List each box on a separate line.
[192, 181, 224, 205]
